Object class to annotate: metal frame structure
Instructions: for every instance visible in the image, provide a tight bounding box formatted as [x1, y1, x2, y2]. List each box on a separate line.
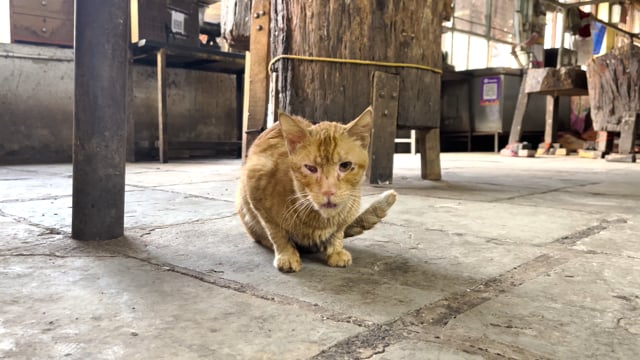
[541, 0, 640, 68]
[443, 0, 519, 70]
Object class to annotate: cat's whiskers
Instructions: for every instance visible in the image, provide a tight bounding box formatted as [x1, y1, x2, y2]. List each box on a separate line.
[342, 192, 361, 216]
[281, 192, 314, 233]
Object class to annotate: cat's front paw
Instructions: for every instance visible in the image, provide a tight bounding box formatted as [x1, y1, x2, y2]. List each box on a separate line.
[274, 252, 302, 273]
[326, 249, 352, 268]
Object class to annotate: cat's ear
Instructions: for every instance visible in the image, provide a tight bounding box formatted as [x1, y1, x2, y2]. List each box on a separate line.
[346, 106, 373, 150]
[279, 112, 309, 153]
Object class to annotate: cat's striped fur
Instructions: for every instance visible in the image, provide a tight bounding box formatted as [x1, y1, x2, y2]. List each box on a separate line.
[236, 107, 396, 272]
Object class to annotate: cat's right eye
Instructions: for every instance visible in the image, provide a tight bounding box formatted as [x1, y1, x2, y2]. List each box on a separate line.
[304, 164, 318, 174]
[339, 161, 353, 172]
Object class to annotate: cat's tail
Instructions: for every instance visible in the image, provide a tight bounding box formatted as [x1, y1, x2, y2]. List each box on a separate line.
[344, 190, 397, 238]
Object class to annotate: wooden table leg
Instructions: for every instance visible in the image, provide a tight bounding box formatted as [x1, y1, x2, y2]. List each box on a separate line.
[157, 48, 168, 163]
[418, 128, 441, 181]
[543, 95, 559, 153]
[368, 71, 399, 185]
[607, 112, 639, 162]
[507, 73, 529, 145]
[618, 112, 638, 155]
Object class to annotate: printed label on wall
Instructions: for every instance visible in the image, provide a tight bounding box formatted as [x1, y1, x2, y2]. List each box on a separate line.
[480, 76, 500, 106]
[171, 10, 186, 35]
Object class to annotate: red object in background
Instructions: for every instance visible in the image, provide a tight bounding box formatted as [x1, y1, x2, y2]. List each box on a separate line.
[578, 9, 592, 38]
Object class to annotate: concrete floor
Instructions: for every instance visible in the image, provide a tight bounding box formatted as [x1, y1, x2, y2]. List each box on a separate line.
[1, 153, 640, 359]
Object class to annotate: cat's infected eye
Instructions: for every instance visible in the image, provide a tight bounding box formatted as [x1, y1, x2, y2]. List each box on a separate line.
[339, 161, 352, 172]
[304, 164, 318, 174]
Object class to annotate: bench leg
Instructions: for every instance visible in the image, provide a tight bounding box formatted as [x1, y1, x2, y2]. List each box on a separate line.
[418, 128, 441, 181]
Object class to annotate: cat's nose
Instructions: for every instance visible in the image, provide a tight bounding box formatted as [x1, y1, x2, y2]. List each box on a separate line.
[322, 190, 336, 198]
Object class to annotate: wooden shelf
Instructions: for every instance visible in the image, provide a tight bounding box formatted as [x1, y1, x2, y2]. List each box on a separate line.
[131, 40, 245, 74]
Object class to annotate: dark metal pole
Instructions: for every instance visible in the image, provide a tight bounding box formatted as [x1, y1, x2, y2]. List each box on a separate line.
[72, 0, 129, 240]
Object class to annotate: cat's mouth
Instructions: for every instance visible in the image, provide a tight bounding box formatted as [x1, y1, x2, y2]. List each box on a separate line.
[320, 201, 337, 209]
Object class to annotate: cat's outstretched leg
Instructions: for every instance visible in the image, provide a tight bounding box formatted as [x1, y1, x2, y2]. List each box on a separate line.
[344, 190, 397, 238]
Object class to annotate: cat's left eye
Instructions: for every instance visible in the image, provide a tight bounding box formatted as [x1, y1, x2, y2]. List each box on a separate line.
[304, 164, 318, 174]
[339, 161, 352, 172]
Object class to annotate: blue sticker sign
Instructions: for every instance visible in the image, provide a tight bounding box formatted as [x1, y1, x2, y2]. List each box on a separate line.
[480, 76, 500, 106]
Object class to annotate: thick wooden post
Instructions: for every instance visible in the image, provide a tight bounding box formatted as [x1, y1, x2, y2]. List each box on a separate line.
[242, 0, 270, 159]
[72, 0, 129, 240]
[368, 72, 399, 185]
[270, 0, 443, 181]
[419, 128, 442, 181]
[271, 0, 442, 128]
[587, 46, 640, 134]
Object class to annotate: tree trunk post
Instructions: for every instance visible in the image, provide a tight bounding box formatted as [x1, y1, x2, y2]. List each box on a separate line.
[269, 0, 444, 181]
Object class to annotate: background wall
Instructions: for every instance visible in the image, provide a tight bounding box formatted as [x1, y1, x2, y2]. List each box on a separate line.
[0, 0, 10, 43]
[0, 43, 239, 164]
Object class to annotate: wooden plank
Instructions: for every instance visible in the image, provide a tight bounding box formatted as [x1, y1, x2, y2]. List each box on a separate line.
[368, 72, 400, 185]
[241, 51, 252, 160]
[267, 71, 278, 128]
[605, 153, 636, 163]
[544, 95, 559, 147]
[578, 149, 603, 159]
[525, 67, 588, 96]
[235, 73, 244, 145]
[242, 0, 270, 159]
[157, 49, 169, 163]
[618, 112, 639, 155]
[419, 128, 442, 181]
[507, 73, 529, 145]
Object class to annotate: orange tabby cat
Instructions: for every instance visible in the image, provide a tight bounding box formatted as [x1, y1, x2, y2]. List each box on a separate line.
[236, 107, 396, 273]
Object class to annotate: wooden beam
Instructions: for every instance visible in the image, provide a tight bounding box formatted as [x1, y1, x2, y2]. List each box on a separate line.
[241, 51, 252, 158]
[157, 48, 168, 163]
[235, 73, 244, 146]
[368, 72, 400, 185]
[544, 95, 559, 148]
[242, 0, 270, 159]
[419, 128, 442, 181]
[507, 73, 529, 145]
[618, 112, 639, 155]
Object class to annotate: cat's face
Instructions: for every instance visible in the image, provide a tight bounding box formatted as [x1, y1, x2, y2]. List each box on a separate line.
[280, 108, 373, 218]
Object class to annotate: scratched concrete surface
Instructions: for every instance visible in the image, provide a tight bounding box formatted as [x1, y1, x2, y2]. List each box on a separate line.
[1, 153, 639, 359]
